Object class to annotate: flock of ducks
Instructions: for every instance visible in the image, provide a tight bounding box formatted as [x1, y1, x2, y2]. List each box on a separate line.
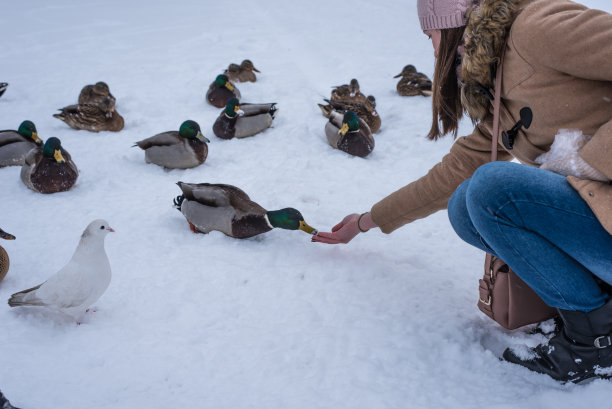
[0, 61, 433, 294]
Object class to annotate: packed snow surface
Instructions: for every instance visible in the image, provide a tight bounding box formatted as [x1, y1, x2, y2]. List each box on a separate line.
[1, 1, 611, 408]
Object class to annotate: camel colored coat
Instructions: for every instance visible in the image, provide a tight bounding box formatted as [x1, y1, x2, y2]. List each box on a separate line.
[371, 0, 612, 235]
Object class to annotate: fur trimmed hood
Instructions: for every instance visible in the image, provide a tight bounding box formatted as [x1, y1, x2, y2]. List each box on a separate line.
[461, 0, 521, 121]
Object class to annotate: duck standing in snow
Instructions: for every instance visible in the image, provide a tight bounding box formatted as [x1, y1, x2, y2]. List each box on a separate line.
[0, 120, 43, 167]
[213, 98, 277, 139]
[224, 59, 260, 82]
[8, 220, 114, 320]
[78, 81, 116, 116]
[53, 100, 124, 132]
[318, 95, 381, 133]
[325, 110, 374, 158]
[206, 74, 241, 108]
[0, 83, 8, 98]
[174, 182, 317, 239]
[134, 120, 210, 169]
[0, 227, 16, 283]
[20, 137, 78, 194]
[394, 65, 432, 96]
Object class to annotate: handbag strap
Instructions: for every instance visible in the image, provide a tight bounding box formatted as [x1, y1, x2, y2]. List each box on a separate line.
[490, 46, 506, 162]
[485, 45, 506, 267]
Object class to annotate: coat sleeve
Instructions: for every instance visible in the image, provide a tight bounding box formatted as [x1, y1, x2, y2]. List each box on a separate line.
[370, 119, 512, 234]
[515, 0, 612, 180]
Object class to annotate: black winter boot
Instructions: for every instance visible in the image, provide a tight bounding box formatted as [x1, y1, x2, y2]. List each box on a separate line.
[503, 298, 612, 383]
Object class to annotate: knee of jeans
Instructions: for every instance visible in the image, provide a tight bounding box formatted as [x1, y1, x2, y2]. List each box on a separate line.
[448, 179, 472, 236]
[465, 162, 514, 213]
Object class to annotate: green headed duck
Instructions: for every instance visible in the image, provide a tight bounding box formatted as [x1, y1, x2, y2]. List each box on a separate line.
[206, 74, 241, 108]
[318, 95, 381, 133]
[0, 120, 43, 167]
[134, 120, 210, 169]
[174, 182, 317, 239]
[325, 110, 374, 158]
[20, 137, 78, 194]
[213, 98, 277, 139]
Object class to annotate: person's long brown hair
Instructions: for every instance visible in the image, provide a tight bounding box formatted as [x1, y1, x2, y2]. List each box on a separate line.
[428, 26, 466, 141]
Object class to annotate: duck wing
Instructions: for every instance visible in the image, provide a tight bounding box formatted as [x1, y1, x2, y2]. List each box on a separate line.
[134, 132, 180, 149]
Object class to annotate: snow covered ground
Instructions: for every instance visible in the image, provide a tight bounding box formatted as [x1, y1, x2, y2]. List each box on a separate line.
[1, 1, 611, 408]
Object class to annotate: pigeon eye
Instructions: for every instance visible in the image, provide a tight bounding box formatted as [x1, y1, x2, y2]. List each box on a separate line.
[100, 226, 105, 229]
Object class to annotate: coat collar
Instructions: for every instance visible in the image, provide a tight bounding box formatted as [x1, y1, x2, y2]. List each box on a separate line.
[460, 0, 521, 121]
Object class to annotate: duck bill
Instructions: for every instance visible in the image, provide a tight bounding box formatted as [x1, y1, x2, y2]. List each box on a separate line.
[393, 73, 402, 78]
[253, 67, 261, 73]
[299, 220, 318, 235]
[0, 229, 15, 240]
[54, 149, 65, 163]
[32, 132, 42, 145]
[224, 82, 234, 91]
[196, 131, 210, 143]
[338, 123, 349, 136]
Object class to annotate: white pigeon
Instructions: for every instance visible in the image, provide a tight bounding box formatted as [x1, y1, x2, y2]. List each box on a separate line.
[8, 219, 114, 319]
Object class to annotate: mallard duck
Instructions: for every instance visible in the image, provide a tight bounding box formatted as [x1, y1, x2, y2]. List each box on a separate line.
[78, 81, 116, 116]
[0, 83, 7, 98]
[325, 110, 374, 158]
[330, 78, 367, 104]
[318, 95, 381, 133]
[173, 182, 317, 239]
[213, 98, 277, 140]
[224, 59, 260, 83]
[0, 227, 15, 283]
[206, 74, 241, 108]
[0, 120, 43, 167]
[134, 120, 210, 169]
[21, 137, 78, 194]
[394, 65, 432, 96]
[53, 102, 124, 132]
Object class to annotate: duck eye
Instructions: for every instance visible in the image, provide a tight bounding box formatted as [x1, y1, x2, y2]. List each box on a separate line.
[100, 226, 105, 229]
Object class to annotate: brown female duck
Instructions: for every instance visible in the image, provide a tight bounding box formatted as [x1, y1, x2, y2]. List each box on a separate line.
[394, 65, 432, 96]
[53, 101, 124, 132]
[224, 59, 260, 82]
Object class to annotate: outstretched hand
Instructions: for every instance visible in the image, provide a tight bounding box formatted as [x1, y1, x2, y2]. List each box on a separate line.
[311, 213, 361, 244]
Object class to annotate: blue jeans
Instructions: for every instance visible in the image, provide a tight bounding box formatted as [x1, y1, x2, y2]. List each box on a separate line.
[448, 161, 612, 312]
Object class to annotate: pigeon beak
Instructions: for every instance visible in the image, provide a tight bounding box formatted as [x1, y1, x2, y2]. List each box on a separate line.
[107, 227, 115, 232]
